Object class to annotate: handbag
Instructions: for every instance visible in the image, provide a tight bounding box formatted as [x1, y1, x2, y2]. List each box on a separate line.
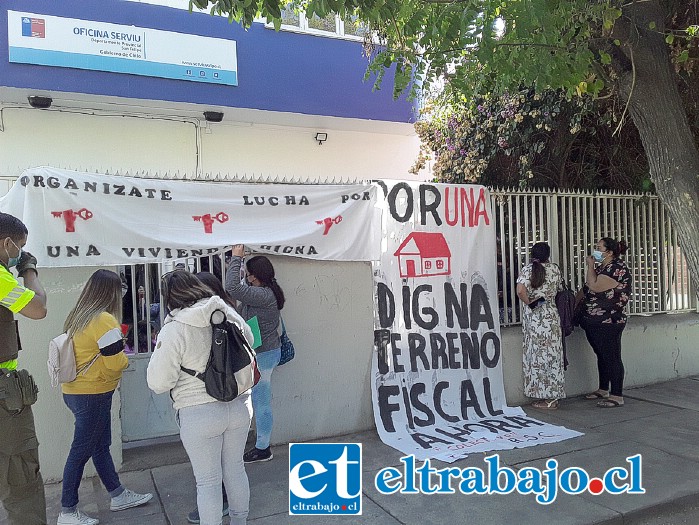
[555, 281, 576, 337]
[278, 316, 295, 366]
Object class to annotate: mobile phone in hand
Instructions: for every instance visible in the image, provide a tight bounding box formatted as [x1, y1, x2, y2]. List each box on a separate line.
[528, 297, 545, 310]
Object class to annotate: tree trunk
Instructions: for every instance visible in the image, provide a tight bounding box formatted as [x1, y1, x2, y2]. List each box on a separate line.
[614, 0, 699, 299]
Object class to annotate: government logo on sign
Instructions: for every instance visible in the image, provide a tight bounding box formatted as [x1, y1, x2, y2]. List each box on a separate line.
[288, 443, 362, 515]
[21, 17, 45, 38]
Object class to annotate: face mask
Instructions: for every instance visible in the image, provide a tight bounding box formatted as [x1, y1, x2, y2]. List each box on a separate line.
[592, 250, 604, 262]
[5, 239, 22, 268]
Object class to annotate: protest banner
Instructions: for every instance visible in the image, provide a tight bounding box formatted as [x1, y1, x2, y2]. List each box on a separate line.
[0, 166, 380, 266]
[372, 181, 582, 462]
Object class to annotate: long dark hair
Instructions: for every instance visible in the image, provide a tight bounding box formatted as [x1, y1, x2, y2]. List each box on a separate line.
[246, 255, 285, 310]
[599, 237, 629, 258]
[161, 270, 214, 311]
[530, 242, 551, 289]
[195, 271, 236, 309]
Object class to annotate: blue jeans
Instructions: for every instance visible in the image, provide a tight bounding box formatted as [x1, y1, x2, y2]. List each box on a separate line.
[61, 391, 122, 509]
[252, 348, 280, 449]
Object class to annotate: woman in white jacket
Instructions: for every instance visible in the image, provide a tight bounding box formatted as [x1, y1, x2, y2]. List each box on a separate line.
[147, 270, 254, 525]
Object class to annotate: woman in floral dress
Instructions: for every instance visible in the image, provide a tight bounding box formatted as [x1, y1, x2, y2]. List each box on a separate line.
[517, 242, 564, 409]
[579, 238, 631, 408]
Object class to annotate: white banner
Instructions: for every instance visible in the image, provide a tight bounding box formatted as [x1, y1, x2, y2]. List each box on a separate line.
[0, 167, 380, 266]
[371, 181, 582, 463]
[8, 11, 238, 85]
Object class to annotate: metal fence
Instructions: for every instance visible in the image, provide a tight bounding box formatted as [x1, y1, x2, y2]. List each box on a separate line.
[493, 188, 697, 326]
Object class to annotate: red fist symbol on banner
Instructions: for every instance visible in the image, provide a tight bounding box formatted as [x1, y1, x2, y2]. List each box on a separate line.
[193, 212, 229, 234]
[51, 208, 93, 232]
[316, 215, 342, 235]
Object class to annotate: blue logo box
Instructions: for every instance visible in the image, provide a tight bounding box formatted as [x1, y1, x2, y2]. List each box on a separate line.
[289, 443, 362, 515]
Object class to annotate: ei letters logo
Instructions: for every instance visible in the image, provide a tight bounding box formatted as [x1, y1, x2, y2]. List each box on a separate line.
[288, 443, 362, 515]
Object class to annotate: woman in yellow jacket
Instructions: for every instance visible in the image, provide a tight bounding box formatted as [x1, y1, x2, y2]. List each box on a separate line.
[57, 270, 152, 525]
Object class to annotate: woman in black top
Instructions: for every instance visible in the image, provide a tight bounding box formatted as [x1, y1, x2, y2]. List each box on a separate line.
[579, 237, 632, 408]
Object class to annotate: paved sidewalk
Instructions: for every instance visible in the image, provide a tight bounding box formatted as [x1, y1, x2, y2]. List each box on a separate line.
[20, 377, 699, 524]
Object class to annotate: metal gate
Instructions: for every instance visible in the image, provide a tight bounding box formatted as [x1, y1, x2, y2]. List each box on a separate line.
[119, 251, 229, 441]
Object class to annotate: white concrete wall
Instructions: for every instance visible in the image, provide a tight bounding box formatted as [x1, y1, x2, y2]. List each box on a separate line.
[0, 107, 423, 182]
[272, 310, 699, 446]
[268, 258, 375, 443]
[500, 313, 699, 405]
[18, 258, 699, 481]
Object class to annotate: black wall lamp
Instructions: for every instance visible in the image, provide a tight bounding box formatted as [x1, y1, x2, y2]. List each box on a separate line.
[203, 111, 224, 123]
[27, 96, 53, 109]
[315, 132, 328, 145]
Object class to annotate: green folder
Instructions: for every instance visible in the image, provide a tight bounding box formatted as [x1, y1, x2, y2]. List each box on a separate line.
[246, 316, 262, 349]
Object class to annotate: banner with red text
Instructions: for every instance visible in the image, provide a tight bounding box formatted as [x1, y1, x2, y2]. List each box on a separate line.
[0, 167, 380, 266]
[371, 181, 582, 463]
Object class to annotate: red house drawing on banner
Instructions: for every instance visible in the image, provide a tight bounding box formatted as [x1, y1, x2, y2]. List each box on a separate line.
[393, 232, 452, 278]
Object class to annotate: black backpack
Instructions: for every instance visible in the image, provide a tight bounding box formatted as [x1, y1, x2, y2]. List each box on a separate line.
[181, 310, 260, 402]
[556, 281, 576, 337]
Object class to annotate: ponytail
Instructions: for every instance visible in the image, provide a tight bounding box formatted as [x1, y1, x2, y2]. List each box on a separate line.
[600, 237, 628, 258]
[269, 279, 286, 310]
[530, 242, 551, 289]
[246, 255, 286, 310]
[618, 240, 629, 256]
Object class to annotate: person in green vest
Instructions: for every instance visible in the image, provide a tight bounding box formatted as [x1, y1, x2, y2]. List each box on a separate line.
[0, 212, 48, 525]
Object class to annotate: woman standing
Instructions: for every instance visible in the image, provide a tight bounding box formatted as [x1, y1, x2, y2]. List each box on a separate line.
[184, 271, 237, 524]
[147, 270, 253, 525]
[58, 270, 152, 525]
[516, 242, 565, 410]
[580, 238, 631, 408]
[225, 245, 285, 463]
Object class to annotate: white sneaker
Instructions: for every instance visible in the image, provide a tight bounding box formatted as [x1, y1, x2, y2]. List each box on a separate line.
[57, 509, 99, 525]
[109, 488, 153, 511]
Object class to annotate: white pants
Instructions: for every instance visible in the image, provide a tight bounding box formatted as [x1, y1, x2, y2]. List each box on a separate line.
[179, 394, 253, 525]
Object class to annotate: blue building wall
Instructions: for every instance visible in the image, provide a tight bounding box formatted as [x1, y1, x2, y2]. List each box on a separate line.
[0, 0, 415, 123]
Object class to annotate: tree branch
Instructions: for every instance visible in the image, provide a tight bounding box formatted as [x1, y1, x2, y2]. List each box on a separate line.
[613, 45, 636, 136]
[390, 13, 406, 51]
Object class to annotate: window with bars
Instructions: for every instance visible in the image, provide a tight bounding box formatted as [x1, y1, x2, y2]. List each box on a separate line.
[119, 250, 230, 356]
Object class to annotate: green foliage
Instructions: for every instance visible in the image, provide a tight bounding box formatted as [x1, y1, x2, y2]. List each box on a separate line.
[189, 0, 698, 107]
[412, 89, 650, 191]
